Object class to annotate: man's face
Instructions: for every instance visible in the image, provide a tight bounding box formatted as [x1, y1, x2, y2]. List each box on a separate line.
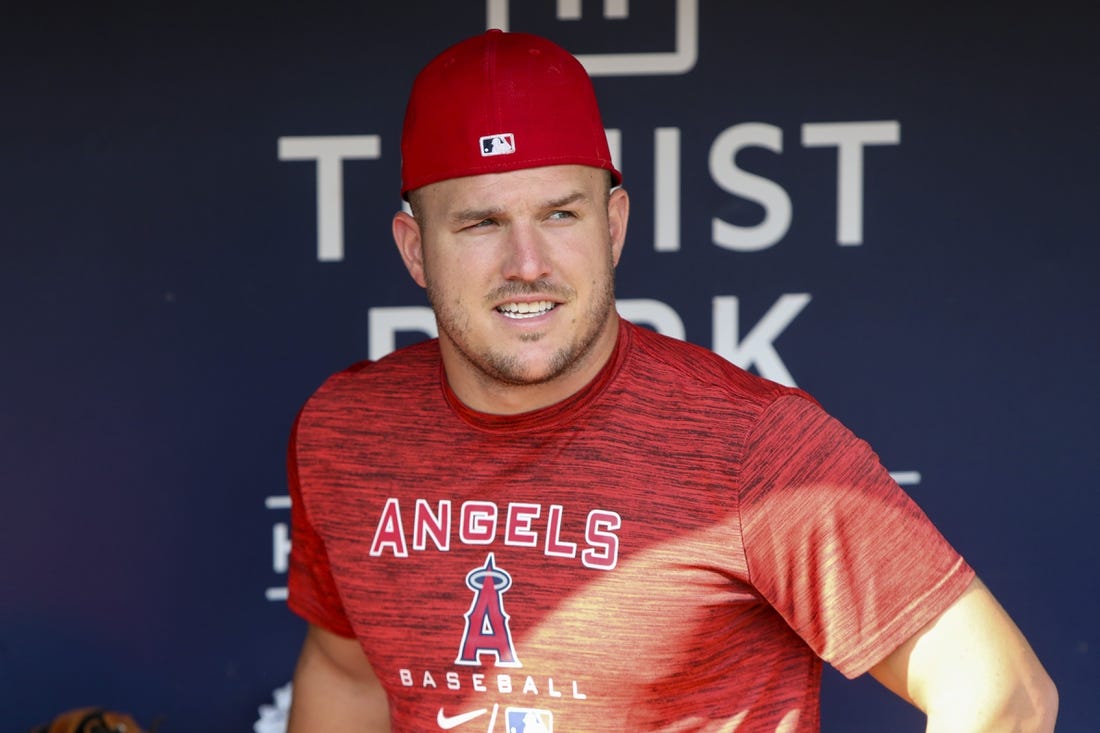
[393, 164, 629, 414]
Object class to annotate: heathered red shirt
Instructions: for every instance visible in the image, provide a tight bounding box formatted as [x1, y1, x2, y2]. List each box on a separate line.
[288, 318, 973, 732]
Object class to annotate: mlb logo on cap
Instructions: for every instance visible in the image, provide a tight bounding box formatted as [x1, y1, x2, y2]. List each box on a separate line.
[480, 133, 516, 157]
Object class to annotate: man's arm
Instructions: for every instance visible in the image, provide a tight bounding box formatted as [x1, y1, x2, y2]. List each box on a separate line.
[286, 623, 391, 733]
[869, 577, 1058, 732]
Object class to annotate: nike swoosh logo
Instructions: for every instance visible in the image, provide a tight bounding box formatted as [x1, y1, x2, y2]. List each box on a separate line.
[437, 707, 487, 729]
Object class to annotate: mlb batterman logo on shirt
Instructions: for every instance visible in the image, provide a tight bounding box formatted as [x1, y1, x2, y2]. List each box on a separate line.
[506, 707, 553, 732]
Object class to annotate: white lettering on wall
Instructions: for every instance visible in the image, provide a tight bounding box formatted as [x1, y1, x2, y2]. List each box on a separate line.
[709, 123, 793, 252]
[616, 299, 686, 340]
[712, 294, 811, 387]
[365, 296, 808, 386]
[606, 128, 622, 177]
[272, 523, 291, 573]
[369, 306, 438, 360]
[634, 122, 904, 253]
[279, 122, 899, 260]
[277, 135, 381, 262]
[265, 495, 292, 601]
[655, 126, 681, 252]
[486, 0, 699, 76]
[802, 121, 901, 245]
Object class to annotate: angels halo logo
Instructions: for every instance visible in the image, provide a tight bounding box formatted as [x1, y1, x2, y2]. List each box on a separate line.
[455, 553, 521, 667]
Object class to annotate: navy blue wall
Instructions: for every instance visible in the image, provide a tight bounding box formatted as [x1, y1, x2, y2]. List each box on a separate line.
[3, 2, 1096, 730]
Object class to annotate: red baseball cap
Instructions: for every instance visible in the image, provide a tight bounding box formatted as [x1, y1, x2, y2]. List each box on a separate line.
[400, 29, 622, 198]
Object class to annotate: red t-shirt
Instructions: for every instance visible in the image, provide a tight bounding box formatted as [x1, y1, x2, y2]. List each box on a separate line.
[288, 319, 973, 732]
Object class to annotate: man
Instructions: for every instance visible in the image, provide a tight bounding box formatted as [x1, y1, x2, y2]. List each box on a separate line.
[285, 29, 1057, 732]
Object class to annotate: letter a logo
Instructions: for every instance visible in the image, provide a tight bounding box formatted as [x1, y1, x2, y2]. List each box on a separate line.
[455, 553, 521, 668]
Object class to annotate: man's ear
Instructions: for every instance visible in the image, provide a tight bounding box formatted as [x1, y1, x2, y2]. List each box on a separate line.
[607, 187, 630, 267]
[392, 210, 427, 288]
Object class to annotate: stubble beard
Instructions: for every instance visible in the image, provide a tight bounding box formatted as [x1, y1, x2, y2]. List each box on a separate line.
[426, 264, 617, 389]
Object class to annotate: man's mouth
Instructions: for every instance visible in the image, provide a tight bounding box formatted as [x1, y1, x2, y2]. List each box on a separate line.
[496, 300, 556, 319]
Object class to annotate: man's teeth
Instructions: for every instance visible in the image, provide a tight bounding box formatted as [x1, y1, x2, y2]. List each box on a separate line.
[498, 300, 555, 318]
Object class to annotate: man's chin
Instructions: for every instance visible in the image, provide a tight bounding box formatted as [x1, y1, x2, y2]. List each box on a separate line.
[484, 347, 576, 387]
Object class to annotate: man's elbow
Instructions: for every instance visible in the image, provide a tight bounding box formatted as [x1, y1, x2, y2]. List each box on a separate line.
[1029, 670, 1059, 733]
[924, 662, 1059, 732]
[996, 667, 1059, 733]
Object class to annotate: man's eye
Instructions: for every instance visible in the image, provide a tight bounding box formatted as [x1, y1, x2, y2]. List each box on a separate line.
[549, 210, 575, 221]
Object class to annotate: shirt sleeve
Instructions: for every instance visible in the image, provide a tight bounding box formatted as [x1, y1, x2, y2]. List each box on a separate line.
[739, 394, 975, 678]
[286, 408, 356, 638]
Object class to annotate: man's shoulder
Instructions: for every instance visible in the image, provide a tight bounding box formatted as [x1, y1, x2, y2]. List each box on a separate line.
[303, 338, 441, 413]
[622, 320, 805, 406]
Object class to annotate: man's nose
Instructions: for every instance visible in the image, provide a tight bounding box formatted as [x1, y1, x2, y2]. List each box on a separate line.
[501, 223, 552, 282]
